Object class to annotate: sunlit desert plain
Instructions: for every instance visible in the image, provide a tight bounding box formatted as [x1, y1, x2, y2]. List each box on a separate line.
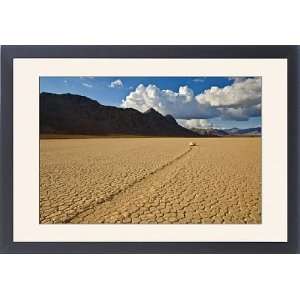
[40, 137, 261, 224]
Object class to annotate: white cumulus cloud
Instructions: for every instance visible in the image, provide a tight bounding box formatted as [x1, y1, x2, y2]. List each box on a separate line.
[228, 77, 248, 83]
[196, 77, 261, 108]
[121, 84, 218, 119]
[177, 119, 213, 129]
[109, 79, 123, 88]
[82, 82, 93, 88]
[120, 77, 261, 121]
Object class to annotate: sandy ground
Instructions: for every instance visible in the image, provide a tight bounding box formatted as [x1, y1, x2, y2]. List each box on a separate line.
[40, 137, 261, 224]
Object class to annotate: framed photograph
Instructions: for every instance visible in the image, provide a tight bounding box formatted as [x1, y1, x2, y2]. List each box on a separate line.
[0, 46, 299, 253]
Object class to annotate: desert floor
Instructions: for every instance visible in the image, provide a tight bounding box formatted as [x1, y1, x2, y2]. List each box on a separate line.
[40, 137, 261, 224]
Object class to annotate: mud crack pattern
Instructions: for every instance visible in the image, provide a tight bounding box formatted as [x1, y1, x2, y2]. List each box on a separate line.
[40, 138, 261, 224]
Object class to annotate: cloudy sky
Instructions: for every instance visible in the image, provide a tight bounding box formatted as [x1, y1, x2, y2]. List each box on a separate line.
[40, 76, 261, 129]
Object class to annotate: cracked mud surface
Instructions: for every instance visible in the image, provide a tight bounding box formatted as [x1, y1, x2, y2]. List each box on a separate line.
[40, 137, 261, 224]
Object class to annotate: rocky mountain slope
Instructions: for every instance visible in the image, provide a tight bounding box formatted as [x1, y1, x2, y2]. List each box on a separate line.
[40, 92, 198, 137]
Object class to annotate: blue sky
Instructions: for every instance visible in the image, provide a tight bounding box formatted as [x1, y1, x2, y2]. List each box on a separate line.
[40, 76, 261, 129]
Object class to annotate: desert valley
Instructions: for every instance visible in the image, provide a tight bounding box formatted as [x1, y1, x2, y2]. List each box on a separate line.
[40, 92, 261, 224]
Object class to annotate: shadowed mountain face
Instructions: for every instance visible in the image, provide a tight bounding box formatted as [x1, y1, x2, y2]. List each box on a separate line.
[40, 93, 198, 137]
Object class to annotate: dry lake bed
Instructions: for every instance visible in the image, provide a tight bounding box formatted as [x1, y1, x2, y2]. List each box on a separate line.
[40, 137, 261, 224]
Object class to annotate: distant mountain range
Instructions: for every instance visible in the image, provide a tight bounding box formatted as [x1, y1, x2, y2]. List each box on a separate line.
[190, 127, 261, 137]
[224, 127, 261, 136]
[40, 93, 261, 137]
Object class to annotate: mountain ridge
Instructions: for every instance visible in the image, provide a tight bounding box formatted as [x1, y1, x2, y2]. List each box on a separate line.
[189, 126, 261, 137]
[40, 92, 198, 137]
[40, 92, 261, 137]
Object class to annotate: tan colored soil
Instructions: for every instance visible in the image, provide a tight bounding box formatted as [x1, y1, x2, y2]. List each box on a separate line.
[40, 137, 261, 224]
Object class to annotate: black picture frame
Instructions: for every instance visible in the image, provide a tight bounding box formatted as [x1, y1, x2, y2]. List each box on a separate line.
[0, 45, 299, 254]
